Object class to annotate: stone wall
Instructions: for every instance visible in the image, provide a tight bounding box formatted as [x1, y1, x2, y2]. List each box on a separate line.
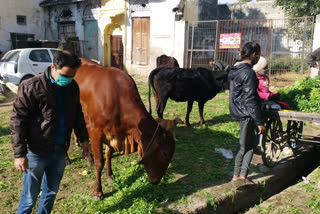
[199, 0, 218, 21]
[218, 0, 285, 20]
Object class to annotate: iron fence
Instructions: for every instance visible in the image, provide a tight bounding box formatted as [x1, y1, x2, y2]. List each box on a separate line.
[185, 17, 314, 75]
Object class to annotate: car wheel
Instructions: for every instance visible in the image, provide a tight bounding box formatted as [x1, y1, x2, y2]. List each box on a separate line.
[20, 75, 34, 84]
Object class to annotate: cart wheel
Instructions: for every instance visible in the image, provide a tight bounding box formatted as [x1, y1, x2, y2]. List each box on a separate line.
[261, 119, 284, 168]
[287, 120, 303, 150]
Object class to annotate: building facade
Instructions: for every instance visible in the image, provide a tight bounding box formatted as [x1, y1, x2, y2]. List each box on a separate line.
[218, 0, 285, 20]
[0, 0, 45, 55]
[100, 0, 216, 74]
[38, 0, 219, 74]
[40, 0, 101, 61]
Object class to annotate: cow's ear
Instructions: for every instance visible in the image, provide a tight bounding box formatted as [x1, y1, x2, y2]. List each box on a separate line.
[163, 131, 173, 142]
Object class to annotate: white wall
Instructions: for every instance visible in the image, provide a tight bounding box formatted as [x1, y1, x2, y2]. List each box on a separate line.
[126, 0, 183, 75]
[173, 21, 186, 68]
[0, 0, 44, 55]
[313, 14, 320, 51]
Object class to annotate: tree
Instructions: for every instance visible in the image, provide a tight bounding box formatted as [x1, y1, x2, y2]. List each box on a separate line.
[274, 0, 318, 42]
[274, 0, 320, 18]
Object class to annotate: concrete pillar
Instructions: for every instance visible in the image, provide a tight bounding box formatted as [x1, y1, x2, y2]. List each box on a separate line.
[310, 14, 320, 78]
[173, 20, 186, 68]
[310, 67, 320, 78]
[312, 14, 320, 51]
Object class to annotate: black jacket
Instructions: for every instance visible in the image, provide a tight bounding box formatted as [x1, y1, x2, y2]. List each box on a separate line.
[228, 62, 264, 125]
[306, 47, 320, 68]
[10, 68, 89, 158]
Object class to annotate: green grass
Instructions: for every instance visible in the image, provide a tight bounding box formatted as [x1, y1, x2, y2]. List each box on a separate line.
[0, 95, 5, 103]
[0, 76, 240, 213]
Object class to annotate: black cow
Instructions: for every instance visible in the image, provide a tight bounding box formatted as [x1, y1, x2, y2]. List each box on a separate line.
[156, 54, 180, 68]
[148, 61, 230, 126]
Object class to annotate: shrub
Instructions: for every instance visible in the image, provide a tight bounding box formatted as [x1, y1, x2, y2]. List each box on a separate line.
[270, 56, 309, 74]
[279, 76, 320, 113]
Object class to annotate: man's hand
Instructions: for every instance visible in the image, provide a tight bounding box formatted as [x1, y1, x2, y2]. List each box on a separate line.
[14, 157, 29, 173]
[258, 125, 266, 135]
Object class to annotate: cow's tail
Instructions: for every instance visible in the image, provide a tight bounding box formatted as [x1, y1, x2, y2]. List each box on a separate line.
[148, 75, 152, 115]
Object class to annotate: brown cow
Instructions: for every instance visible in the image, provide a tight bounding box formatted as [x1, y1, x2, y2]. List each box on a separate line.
[74, 63, 175, 199]
[80, 57, 99, 65]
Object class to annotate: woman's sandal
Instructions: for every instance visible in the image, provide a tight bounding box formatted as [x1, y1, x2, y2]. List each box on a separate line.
[242, 178, 255, 185]
[231, 177, 243, 187]
[232, 177, 255, 187]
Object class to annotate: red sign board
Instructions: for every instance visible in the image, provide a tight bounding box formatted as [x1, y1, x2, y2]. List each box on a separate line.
[219, 33, 242, 49]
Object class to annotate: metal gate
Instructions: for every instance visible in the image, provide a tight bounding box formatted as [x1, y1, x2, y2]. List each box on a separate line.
[185, 17, 314, 75]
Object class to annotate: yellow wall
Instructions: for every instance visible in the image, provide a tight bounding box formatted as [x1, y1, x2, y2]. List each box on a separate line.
[100, 0, 126, 66]
[101, 0, 126, 9]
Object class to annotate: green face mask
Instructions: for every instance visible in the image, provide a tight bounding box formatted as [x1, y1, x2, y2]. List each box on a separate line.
[54, 67, 73, 87]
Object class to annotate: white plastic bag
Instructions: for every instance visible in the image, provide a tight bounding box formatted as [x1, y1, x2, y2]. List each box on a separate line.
[215, 148, 233, 159]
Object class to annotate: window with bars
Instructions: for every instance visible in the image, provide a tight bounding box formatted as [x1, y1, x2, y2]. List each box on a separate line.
[10, 33, 34, 49]
[59, 21, 76, 40]
[17, 15, 26, 25]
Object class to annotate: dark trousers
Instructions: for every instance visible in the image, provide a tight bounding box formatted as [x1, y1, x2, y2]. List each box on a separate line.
[234, 118, 258, 177]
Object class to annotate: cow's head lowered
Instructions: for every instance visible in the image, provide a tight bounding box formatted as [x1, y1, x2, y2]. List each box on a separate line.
[138, 122, 175, 184]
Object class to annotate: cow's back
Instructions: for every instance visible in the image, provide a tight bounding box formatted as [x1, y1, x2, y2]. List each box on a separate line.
[156, 55, 180, 68]
[150, 67, 220, 102]
[75, 64, 148, 134]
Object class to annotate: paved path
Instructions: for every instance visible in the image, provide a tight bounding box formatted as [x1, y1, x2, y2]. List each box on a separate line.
[161, 147, 320, 213]
[246, 166, 320, 214]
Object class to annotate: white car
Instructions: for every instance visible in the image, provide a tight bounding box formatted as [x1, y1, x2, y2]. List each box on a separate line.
[0, 48, 61, 85]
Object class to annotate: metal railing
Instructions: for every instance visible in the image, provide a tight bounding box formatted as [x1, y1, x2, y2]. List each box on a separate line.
[185, 17, 314, 75]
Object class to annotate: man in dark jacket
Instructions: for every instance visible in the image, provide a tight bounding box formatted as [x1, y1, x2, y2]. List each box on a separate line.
[11, 50, 91, 213]
[306, 47, 320, 68]
[306, 47, 320, 78]
[228, 42, 266, 185]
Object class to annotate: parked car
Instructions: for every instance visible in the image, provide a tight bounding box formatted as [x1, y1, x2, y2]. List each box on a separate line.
[0, 48, 61, 85]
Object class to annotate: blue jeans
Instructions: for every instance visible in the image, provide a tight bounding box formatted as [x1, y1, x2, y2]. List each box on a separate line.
[17, 148, 66, 214]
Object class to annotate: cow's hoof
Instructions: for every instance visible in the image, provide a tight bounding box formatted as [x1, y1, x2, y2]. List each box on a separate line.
[86, 158, 94, 167]
[106, 177, 113, 185]
[92, 195, 103, 201]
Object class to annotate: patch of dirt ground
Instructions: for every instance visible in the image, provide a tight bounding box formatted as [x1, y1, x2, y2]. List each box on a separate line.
[0, 92, 15, 111]
[269, 71, 309, 88]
